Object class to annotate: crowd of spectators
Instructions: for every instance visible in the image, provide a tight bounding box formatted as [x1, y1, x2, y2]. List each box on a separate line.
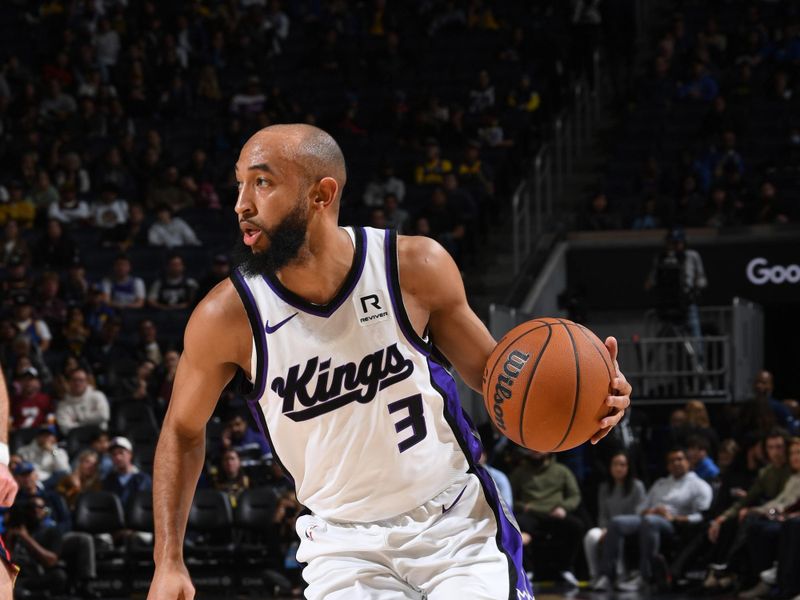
[0, 0, 610, 595]
[1, 0, 798, 597]
[580, 1, 800, 231]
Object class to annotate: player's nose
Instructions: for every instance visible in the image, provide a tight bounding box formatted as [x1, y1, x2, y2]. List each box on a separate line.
[234, 185, 255, 217]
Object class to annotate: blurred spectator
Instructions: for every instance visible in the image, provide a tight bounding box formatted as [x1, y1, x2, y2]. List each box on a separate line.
[33, 219, 76, 270]
[116, 359, 156, 405]
[383, 193, 409, 233]
[35, 271, 68, 329]
[711, 130, 745, 179]
[47, 183, 91, 225]
[100, 254, 146, 310]
[102, 436, 152, 510]
[134, 319, 163, 366]
[13, 461, 71, 532]
[421, 187, 465, 263]
[677, 61, 719, 102]
[87, 431, 113, 480]
[507, 73, 541, 114]
[155, 350, 179, 413]
[670, 174, 706, 228]
[148, 254, 198, 311]
[17, 427, 70, 483]
[458, 140, 495, 198]
[230, 75, 267, 117]
[415, 138, 453, 185]
[631, 195, 663, 230]
[705, 429, 791, 589]
[4, 498, 69, 596]
[147, 204, 201, 248]
[212, 448, 250, 509]
[51, 355, 95, 400]
[54, 153, 90, 197]
[511, 450, 584, 588]
[363, 162, 407, 208]
[92, 182, 129, 230]
[716, 438, 740, 474]
[579, 192, 621, 230]
[55, 367, 110, 435]
[752, 180, 790, 224]
[3, 181, 35, 228]
[62, 306, 92, 357]
[684, 399, 720, 455]
[10, 367, 54, 431]
[195, 254, 230, 304]
[479, 450, 512, 509]
[734, 371, 795, 439]
[0, 220, 30, 267]
[468, 69, 495, 114]
[686, 435, 720, 483]
[39, 80, 77, 122]
[146, 166, 193, 213]
[13, 294, 52, 354]
[596, 448, 712, 592]
[54, 449, 101, 511]
[220, 412, 272, 468]
[736, 437, 800, 596]
[368, 208, 386, 229]
[29, 170, 60, 214]
[584, 451, 646, 584]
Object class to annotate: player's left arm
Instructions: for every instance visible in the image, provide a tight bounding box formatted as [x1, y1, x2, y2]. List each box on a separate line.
[398, 235, 631, 442]
[398, 235, 495, 392]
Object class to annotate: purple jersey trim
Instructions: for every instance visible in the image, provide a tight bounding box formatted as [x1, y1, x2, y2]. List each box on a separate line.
[230, 270, 294, 483]
[261, 226, 367, 317]
[383, 229, 431, 355]
[428, 358, 533, 599]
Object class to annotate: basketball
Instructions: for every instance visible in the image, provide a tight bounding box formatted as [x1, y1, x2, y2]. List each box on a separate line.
[482, 317, 616, 453]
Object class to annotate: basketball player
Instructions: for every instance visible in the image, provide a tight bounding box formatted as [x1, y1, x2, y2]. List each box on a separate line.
[0, 366, 20, 593]
[147, 124, 632, 600]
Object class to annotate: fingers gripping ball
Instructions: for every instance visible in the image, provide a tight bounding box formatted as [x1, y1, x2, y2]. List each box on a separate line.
[482, 318, 615, 452]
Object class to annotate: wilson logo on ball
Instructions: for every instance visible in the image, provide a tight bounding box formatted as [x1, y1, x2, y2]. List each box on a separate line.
[492, 350, 530, 431]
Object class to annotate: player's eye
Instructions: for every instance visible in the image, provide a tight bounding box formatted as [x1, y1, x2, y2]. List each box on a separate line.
[235, 181, 243, 191]
[256, 177, 270, 187]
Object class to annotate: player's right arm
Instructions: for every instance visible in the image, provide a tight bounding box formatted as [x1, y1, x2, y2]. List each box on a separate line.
[148, 281, 251, 600]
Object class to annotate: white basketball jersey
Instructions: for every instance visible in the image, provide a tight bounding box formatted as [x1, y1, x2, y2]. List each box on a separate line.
[230, 227, 477, 522]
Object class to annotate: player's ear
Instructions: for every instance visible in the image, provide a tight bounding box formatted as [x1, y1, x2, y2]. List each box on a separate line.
[314, 177, 339, 210]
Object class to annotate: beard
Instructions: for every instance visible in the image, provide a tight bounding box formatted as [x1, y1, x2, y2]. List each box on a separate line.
[231, 201, 308, 277]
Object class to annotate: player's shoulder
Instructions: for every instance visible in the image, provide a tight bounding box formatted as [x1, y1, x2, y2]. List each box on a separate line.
[187, 278, 248, 342]
[184, 277, 251, 366]
[396, 234, 455, 276]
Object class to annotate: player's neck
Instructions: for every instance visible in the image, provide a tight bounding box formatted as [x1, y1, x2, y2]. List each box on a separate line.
[274, 224, 355, 305]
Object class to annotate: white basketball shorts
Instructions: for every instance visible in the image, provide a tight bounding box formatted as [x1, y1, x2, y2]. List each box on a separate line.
[295, 470, 534, 599]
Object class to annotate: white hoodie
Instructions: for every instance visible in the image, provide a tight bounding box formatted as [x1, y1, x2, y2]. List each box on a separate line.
[56, 385, 110, 434]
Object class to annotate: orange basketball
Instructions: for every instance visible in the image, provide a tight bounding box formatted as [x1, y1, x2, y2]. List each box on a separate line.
[481, 317, 615, 452]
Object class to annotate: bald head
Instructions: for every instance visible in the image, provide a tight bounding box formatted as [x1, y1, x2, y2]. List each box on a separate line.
[244, 123, 347, 199]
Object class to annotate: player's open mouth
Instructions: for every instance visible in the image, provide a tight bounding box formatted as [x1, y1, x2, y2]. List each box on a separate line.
[241, 224, 262, 246]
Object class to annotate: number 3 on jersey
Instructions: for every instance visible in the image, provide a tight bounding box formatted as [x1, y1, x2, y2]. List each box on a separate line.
[387, 393, 427, 452]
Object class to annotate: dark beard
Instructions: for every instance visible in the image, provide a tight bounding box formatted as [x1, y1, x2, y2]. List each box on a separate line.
[230, 203, 308, 277]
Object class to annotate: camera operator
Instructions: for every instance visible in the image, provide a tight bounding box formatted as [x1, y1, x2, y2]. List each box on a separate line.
[645, 228, 708, 358]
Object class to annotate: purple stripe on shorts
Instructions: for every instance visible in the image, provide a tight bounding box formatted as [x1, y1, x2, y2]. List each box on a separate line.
[429, 359, 533, 599]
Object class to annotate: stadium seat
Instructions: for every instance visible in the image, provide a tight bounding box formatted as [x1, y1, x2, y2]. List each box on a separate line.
[66, 424, 102, 457]
[185, 489, 236, 591]
[126, 490, 155, 592]
[111, 401, 159, 434]
[10, 427, 39, 454]
[73, 491, 129, 593]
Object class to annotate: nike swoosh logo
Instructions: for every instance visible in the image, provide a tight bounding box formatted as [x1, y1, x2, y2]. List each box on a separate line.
[442, 485, 468, 514]
[265, 312, 298, 334]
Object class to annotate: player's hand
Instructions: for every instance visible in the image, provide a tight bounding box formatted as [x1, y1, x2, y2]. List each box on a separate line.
[0, 464, 18, 507]
[148, 562, 195, 600]
[550, 506, 567, 519]
[591, 336, 632, 444]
